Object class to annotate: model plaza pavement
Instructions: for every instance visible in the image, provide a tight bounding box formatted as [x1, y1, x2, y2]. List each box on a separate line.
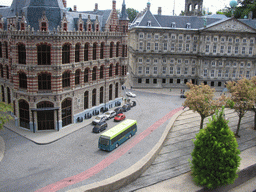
[0, 89, 256, 192]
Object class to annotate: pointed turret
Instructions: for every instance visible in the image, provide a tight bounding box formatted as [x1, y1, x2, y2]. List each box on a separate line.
[120, 0, 129, 21]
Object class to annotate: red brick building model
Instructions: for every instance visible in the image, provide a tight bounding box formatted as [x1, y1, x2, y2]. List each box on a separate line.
[0, 0, 129, 132]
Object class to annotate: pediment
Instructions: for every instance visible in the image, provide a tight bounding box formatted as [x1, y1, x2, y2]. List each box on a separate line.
[204, 18, 256, 33]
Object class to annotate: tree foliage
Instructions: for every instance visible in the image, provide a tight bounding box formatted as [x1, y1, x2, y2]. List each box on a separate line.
[226, 78, 254, 137]
[190, 108, 241, 189]
[251, 76, 256, 130]
[183, 82, 225, 129]
[0, 101, 13, 130]
[126, 8, 138, 22]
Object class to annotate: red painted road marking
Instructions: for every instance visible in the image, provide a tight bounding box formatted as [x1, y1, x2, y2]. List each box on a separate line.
[35, 107, 183, 192]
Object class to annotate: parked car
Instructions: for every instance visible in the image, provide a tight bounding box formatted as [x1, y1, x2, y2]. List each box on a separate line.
[104, 110, 116, 120]
[126, 92, 136, 98]
[114, 113, 126, 122]
[92, 115, 107, 125]
[92, 122, 108, 133]
[130, 101, 136, 107]
[180, 94, 186, 98]
[114, 107, 123, 115]
[122, 104, 131, 112]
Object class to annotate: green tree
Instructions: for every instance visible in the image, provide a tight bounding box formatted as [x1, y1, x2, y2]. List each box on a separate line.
[126, 8, 138, 22]
[226, 78, 254, 137]
[0, 100, 13, 130]
[250, 76, 256, 130]
[183, 82, 225, 129]
[190, 107, 241, 189]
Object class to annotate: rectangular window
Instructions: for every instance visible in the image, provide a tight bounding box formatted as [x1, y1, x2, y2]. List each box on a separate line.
[186, 44, 189, 52]
[163, 43, 168, 51]
[170, 67, 173, 74]
[192, 67, 195, 75]
[154, 59, 158, 63]
[218, 61, 223, 66]
[138, 67, 142, 74]
[211, 70, 215, 77]
[178, 44, 182, 52]
[153, 67, 157, 74]
[236, 38, 240, 43]
[242, 47, 246, 54]
[147, 43, 150, 50]
[184, 67, 188, 75]
[204, 69, 208, 77]
[193, 44, 197, 52]
[146, 79, 149, 84]
[139, 33, 144, 39]
[213, 45, 217, 53]
[162, 67, 166, 74]
[171, 44, 175, 51]
[206, 45, 209, 53]
[194, 36, 198, 41]
[220, 46, 224, 53]
[213, 37, 217, 42]
[246, 71, 250, 78]
[171, 35, 176, 39]
[211, 61, 215, 67]
[155, 34, 159, 40]
[178, 59, 181, 64]
[147, 33, 151, 39]
[239, 70, 243, 77]
[153, 79, 157, 84]
[235, 47, 239, 54]
[170, 59, 174, 64]
[146, 67, 150, 74]
[232, 70, 236, 77]
[185, 60, 189, 64]
[155, 43, 159, 51]
[249, 47, 253, 55]
[138, 58, 142, 63]
[225, 70, 229, 77]
[177, 67, 180, 75]
[163, 58, 167, 63]
[139, 42, 143, 50]
[218, 70, 222, 77]
[228, 46, 231, 54]
[243, 38, 247, 43]
[229, 38, 233, 42]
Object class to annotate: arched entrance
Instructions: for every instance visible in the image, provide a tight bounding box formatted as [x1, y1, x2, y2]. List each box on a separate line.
[19, 100, 30, 129]
[62, 98, 72, 127]
[37, 101, 54, 130]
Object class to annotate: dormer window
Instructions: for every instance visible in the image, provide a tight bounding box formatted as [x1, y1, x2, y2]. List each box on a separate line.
[88, 24, 92, 32]
[63, 23, 67, 31]
[147, 21, 151, 26]
[79, 23, 83, 31]
[171, 22, 176, 28]
[186, 23, 191, 28]
[41, 22, 47, 31]
[21, 23, 25, 30]
[0, 23, 2, 30]
[95, 24, 99, 32]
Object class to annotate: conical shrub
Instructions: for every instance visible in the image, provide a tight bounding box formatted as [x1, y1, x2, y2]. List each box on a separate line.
[189, 107, 241, 189]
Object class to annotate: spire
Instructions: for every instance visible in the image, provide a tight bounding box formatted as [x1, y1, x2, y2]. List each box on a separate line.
[120, 0, 129, 21]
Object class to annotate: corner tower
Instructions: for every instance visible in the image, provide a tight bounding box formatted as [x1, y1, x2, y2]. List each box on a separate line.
[185, 0, 203, 16]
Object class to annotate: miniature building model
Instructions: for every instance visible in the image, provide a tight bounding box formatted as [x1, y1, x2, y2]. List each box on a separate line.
[129, 2, 256, 90]
[0, 0, 129, 132]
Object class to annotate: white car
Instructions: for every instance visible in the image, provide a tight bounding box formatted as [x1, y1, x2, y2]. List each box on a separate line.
[126, 92, 136, 98]
[104, 110, 116, 120]
[92, 115, 107, 125]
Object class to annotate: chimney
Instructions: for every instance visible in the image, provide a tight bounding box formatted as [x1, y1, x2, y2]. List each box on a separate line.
[158, 7, 162, 15]
[62, 0, 66, 8]
[94, 3, 98, 11]
[112, 0, 116, 10]
[147, 2, 151, 11]
[74, 5, 77, 11]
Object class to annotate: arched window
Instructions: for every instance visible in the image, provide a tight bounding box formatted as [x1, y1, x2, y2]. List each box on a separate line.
[19, 100, 29, 129]
[109, 64, 113, 77]
[7, 87, 11, 104]
[62, 98, 72, 127]
[88, 24, 92, 32]
[75, 69, 80, 85]
[62, 71, 70, 88]
[115, 64, 119, 75]
[116, 42, 119, 57]
[84, 68, 89, 83]
[38, 73, 51, 90]
[92, 66, 97, 81]
[109, 84, 112, 101]
[20, 23, 25, 30]
[100, 86, 104, 104]
[84, 91, 89, 109]
[95, 24, 99, 32]
[92, 89, 96, 106]
[0, 64, 3, 78]
[100, 42, 104, 59]
[63, 23, 67, 31]
[79, 23, 83, 31]
[122, 44, 125, 57]
[5, 42, 8, 59]
[93, 43, 97, 60]
[37, 101, 54, 130]
[1, 86, 5, 102]
[110, 42, 114, 58]
[19, 72, 27, 89]
[0, 42, 2, 58]
[100, 65, 104, 79]
[62, 44, 70, 64]
[6, 65, 9, 79]
[75, 44, 80, 62]
[115, 83, 118, 98]
[84, 43, 89, 61]
[37, 44, 51, 65]
[18, 44, 26, 64]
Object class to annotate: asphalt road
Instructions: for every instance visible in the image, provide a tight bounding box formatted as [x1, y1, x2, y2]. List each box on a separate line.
[0, 90, 184, 192]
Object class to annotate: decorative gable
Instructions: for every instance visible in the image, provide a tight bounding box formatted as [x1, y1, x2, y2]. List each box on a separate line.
[204, 18, 256, 33]
[61, 12, 68, 31]
[38, 11, 48, 31]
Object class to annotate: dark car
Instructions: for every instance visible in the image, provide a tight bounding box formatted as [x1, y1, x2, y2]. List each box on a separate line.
[122, 104, 131, 112]
[114, 107, 124, 114]
[92, 122, 108, 133]
[131, 101, 136, 107]
[180, 94, 186, 98]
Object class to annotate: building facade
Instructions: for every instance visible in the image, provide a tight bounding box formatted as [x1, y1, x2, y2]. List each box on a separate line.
[128, 2, 256, 91]
[0, 0, 129, 132]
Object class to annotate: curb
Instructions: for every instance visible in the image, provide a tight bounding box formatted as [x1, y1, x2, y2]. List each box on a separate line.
[0, 136, 5, 162]
[68, 108, 186, 192]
